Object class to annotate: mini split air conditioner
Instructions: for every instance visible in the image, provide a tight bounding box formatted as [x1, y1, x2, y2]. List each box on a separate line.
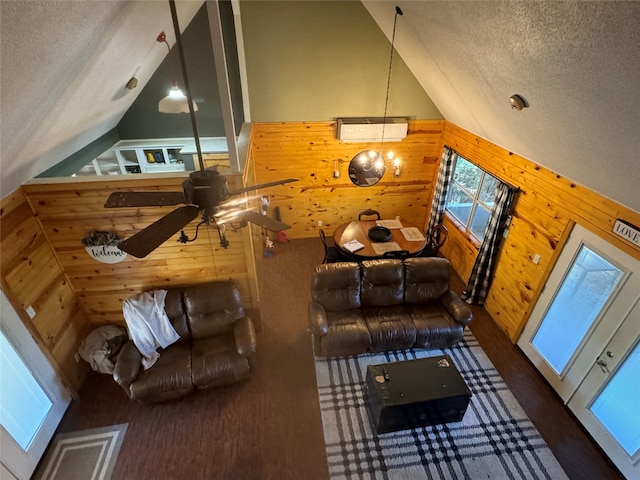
[336, 117, 408, 143]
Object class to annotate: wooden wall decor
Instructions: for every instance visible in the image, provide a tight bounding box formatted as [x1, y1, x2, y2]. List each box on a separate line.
[249, 120, 445, 238]
[440, 122, 640, 341]
[0, 188, 90, 391]
[21, 175, 260, 328]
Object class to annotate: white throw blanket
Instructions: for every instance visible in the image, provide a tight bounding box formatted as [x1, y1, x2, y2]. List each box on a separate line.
[122, 290, 180, 370]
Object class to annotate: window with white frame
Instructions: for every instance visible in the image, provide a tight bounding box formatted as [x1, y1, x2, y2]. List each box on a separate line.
[445, 156, 499, 242]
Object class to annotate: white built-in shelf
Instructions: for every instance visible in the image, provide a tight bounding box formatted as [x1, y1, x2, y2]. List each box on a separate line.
[74, 137, 230, 177]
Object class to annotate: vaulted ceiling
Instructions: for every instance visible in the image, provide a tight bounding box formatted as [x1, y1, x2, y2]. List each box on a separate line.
[0, 0, 202, 195]
[366, 0, 640, 212]
[2, 1, 639, 211]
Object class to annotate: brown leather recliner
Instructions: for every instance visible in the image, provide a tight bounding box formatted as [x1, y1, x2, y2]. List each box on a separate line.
[113, 281, 256, 403]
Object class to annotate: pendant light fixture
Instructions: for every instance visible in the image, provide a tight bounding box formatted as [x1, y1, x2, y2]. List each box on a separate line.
[157, 31, 198, 114]
[347, 6, 404, 186]
[379, 6, 403, 176]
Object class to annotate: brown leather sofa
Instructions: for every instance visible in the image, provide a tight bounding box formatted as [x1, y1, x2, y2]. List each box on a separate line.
[308, 257, 472, 357]
[114, 281, 256, 403]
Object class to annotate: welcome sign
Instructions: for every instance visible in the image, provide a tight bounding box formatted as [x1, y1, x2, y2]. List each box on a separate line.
[83, 231, 127, 263]
[612, 219, 640, 248]
[85, 245, 127, 263]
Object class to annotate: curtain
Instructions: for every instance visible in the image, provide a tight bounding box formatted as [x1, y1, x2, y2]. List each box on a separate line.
[426, 146, 457, 237]
[463, 182, 518, 305]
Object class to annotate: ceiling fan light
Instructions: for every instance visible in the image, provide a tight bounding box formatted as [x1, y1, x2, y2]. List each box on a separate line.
[158, 84, 198, 113]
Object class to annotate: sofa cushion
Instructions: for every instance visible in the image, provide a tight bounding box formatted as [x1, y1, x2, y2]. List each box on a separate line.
[362, 306, 416, 352]
[361, 259, 404, 307]
[164, 288, 191, 340]
[191, 335, 251, 390]
[311, 263, 361, 311]
[183, 281, 245, 339]
[404, 257, 450, 304]
[405, 304, 464, 349]
[129, 341, 194, 403]
[317, 310, 371, 357]
[307, 258, 472, 358]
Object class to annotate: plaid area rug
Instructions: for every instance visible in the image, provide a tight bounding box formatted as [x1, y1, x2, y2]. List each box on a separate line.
[314, 331, 568, 479]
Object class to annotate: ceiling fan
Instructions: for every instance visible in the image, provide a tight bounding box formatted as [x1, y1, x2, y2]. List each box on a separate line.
[104, 0, 297, 258]
[105, 171, 297, 258]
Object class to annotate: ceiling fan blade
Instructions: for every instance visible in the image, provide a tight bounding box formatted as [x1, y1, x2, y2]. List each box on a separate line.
[229, 178, 298, 195]
[118, 205, 200, 258]
[104, 191, 187, 208]
[238, 210, 291, 232]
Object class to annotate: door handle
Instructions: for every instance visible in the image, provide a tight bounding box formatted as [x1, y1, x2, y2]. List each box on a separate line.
[596, 359, 609, 374]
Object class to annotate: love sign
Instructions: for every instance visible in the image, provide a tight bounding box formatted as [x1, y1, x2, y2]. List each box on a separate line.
[612, 219, 640, 248]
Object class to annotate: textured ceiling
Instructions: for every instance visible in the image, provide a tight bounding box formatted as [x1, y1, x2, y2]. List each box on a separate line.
[365, 0, 640, 211]
[1, 1, 639, 212]
[0, 0, 203, 196]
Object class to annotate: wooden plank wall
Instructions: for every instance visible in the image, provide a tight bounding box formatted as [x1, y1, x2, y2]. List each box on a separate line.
[242, 143, 263, 256]
[441, 122, 640, 341]
[0, 188, 90, 392]
[21, 174, 259, 328]
[5, 117, 636, 388]
[249, 120, 445, 238]
[238, 151, 263, 317]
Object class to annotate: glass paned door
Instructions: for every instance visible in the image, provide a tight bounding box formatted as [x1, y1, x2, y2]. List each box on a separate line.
[520, 223, 640, 478]
[0, 331, 53, 450]
[590, 342, 640, 457]
[567, 299, 640, 479]
[531, 245, 624, 374]
[1, 291, 71, 479]
[519, 223, 639, 403]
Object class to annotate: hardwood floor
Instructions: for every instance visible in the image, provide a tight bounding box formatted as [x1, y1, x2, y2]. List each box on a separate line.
[51, 238, 622, 480]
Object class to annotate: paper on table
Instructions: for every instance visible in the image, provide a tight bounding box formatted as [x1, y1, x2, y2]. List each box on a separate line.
[343, 239, 365, 253]
[371, 242, 401, 255]
[401, 227, 426, 241]
[376, 219, 403, 229]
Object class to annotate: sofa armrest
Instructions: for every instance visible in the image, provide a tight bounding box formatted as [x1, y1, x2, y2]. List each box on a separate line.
[440, 291, 473, 327]
[234, 317, 257, 356]
[113, 341, 141, 396]
[308, 301, 328, 336]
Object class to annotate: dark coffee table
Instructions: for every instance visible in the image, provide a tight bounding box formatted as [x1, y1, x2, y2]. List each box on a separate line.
[364, 354, 471, 434]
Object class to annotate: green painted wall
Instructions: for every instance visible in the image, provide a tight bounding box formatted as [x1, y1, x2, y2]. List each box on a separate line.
[240, 1, 441, 122]
[117, 2, 244, 139]
[37, 129, 120, 178]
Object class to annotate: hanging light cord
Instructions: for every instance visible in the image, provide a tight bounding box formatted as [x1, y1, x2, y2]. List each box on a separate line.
[156, 31, 179, 89]
[157, 31, 171, 54]
[380, 6, 403, 153]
